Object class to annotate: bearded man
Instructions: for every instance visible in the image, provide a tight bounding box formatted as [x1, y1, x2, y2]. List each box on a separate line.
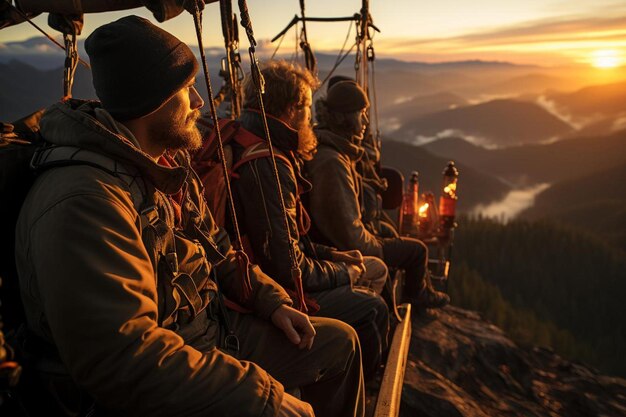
[15, 16, 364, 417]
[306, 81, 450, 312]
[229, 61, 390, 378]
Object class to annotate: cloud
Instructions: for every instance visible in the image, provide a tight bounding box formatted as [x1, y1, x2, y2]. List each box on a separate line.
[375, 15, 626, 65]
[611, 113, 626, 131]
[406, 129, 498, 149]
[471, 183, 551, 223]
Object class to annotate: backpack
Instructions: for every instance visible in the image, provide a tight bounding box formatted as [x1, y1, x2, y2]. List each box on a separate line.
[192, 117, 317, 314]
[193, 116, 294, 229]
[0, 110, 46, 335]
[0, 109, 184, 416]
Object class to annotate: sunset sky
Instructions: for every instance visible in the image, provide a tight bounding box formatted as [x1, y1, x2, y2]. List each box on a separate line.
[2, 0, 626, 68]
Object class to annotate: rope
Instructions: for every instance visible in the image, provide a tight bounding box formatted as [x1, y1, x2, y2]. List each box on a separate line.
[237, 0, 308, 313]
[3, 0, 89, 69]
[318, 40, 357, 92]
[271, 29, 287, 60]
[298, 0, 317, 74]
[299, 0, 308, 44]
[62, 32, 78, 99]
[313, 19, 354, 93]
[190, 1, 253, 299]
[219, 0, 241, 119]
[369, 38, 381, 146]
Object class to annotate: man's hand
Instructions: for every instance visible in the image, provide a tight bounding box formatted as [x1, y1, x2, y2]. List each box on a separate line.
[278, 392, 315, 417]
[346, 264, 363, 285]
[271, 305, 316, 350]
[332, 250, 366, 283]
[332, 250, 365, 273]
[331, 249, 363, 265]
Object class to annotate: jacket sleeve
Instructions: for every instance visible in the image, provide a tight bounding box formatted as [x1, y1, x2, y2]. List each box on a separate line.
[308, 154, 384, 258]
[235, 158, 351, 292]
[20, 168, 282, 417]
[213, 227, 294, 319]
[307, 240, 337, 261]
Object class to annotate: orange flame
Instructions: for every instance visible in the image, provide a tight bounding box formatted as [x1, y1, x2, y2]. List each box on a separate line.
[444, 182, 457, 196]
[418, 203, 429, 216]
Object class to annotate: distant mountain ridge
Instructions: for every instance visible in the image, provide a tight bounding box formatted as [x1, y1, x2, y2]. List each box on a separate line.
[422, 129, 626, 186]
[393, 99, 574, 147]
[380, 138, 510, 211]
[0, 60, 222, 121]
[545, 80, 626, 120]
[521, 164, 626, 249]
[380, 91, 468, 128]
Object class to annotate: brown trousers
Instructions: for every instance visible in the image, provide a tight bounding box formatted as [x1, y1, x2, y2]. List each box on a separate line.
[227, 311, 365, 417]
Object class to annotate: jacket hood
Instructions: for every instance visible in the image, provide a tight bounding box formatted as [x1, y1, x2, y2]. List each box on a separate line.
[239, 109, 299, 154]
[314, 127, 364, 162]
[39, 99, 188, 194]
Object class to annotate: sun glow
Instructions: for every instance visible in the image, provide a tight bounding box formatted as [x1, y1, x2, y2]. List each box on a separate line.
[591, 49, 622, 68]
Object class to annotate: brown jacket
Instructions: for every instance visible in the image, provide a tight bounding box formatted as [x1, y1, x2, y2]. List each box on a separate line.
[15, 100, 290, 416]
[306, 127, 384, 258]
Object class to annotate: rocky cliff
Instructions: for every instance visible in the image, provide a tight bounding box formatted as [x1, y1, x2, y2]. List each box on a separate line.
[401, 307, 626, 417]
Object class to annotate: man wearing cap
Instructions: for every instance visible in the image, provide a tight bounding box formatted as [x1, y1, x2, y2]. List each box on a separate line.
[306, 80, 450, 311]
[15, 16, 364, 417]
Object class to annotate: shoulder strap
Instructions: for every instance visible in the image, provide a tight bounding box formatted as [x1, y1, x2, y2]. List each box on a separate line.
[195, 118, 241, 164]
[232, 141, 293, 174]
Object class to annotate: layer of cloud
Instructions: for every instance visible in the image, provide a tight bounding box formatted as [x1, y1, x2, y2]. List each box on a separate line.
[471, 183, 551, 222]
[375, 15, 626, 66]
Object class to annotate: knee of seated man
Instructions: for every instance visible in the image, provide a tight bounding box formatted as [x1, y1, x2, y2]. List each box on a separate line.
[310, 316, 360, 364]
[363, 256, 388, 281]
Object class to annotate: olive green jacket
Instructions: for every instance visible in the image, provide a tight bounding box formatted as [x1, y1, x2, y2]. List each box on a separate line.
[15, 100, 290, 416]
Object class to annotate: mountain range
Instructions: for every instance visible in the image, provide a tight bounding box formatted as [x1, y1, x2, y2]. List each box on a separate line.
[380, 138, 510, 211]
[392, 98, 574, 147]
[422, 129, 626, 186]
[521, 164, 626, 249]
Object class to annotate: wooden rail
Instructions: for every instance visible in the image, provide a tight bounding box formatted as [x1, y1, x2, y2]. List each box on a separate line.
[374, 303, 412, 417]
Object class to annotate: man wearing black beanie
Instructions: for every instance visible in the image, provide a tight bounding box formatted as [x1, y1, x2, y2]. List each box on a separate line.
[307, 81, 451, 312]
[15, 15, 364, 417]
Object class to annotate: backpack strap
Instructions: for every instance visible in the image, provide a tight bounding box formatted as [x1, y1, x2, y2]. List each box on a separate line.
[194, 118, 242, 165]
[231, 141, 292, 175]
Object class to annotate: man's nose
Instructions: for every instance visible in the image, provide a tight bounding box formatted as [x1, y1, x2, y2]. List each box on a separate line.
[190, 86, 204, 110]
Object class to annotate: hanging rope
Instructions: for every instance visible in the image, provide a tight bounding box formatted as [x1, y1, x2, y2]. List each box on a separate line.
[237, 0, 308, 313]
[219, 0, 243, 119]
[271, 28, 287, 60]
[298, 0, 317, 74]
[62, 32, 78, 99]
[367, 36, 380, 145]
[2, 0, 89, 69]
[357, 1, 370, 93]
[315, 20, 355, 92]
[190, 0, 253, 301]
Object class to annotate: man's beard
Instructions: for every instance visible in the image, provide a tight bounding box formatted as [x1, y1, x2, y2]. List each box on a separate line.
[151, 110, 202, 152]
[296, 119, 318, 160]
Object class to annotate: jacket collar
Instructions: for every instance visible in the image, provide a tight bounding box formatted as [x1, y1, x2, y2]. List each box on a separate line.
[239, 109, 312, 193]
[239, 109, 299, 154]
[314, 127, 364, 162]
[39, 99, 188, 194]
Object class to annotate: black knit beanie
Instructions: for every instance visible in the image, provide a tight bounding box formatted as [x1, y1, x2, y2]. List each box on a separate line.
[327, 75, 354, 91]
[85, 15, 199, 121]
[325, 80, 369, 113]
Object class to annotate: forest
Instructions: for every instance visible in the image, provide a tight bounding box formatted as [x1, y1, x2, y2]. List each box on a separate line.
[447, 216, 626, 377]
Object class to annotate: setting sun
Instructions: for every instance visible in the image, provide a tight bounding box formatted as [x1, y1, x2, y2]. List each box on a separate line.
[592, 49, 622, 68]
